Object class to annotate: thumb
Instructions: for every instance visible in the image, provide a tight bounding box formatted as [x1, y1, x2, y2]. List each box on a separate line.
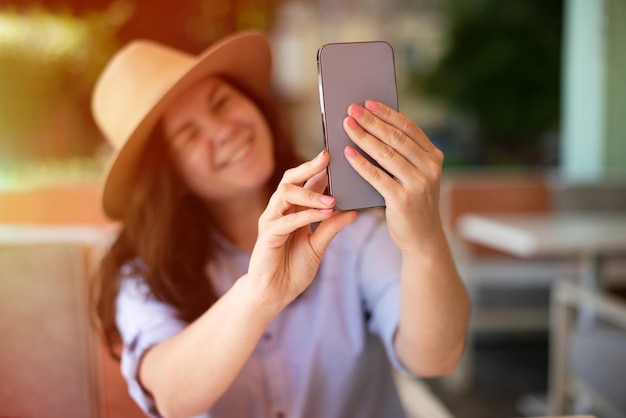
[309, 211, 358, 256]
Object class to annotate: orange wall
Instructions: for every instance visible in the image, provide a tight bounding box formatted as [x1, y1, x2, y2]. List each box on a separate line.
[0, 185, 111, 225]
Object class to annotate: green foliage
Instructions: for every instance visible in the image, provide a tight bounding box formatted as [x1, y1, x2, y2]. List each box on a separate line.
[415, 0, 562, 149]
[0, 8, 119, 163]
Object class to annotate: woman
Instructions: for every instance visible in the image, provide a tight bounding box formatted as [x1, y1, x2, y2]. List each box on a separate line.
[91, 30, 470, 418]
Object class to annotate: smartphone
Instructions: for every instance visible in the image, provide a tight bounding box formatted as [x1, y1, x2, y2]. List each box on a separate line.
[317, 40, 398, 211]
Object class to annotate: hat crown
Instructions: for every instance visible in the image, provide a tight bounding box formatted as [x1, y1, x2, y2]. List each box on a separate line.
[92, 41, 195, 150]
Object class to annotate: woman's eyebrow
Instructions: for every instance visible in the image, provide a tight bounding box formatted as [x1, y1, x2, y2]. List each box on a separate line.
[207, 83, 224, 104]
[168, 81, 224, 139]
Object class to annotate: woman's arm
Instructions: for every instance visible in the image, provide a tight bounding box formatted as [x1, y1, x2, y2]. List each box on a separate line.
[342, 100, 470, 377]
[139, 274, 281, 418]
[395, 229, 470, 377]
[138, 151, 356, 418]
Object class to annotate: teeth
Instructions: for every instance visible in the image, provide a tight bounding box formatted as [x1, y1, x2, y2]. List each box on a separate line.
[222, 142, 251, 168]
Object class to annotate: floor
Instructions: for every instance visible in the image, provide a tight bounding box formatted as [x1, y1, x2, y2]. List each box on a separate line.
[425, 332, 550, 418]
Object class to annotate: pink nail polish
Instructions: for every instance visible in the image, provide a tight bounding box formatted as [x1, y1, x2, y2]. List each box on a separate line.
[346, 116, 359, 129]
[344, 146, 358, 158]
[349, 104, 363, 116]
[320, 195, 335, 205]
[365, 100, 380, 112]
[316, 149, 326, 160]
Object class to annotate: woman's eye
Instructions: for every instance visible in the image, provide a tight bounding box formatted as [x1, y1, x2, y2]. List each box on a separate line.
[212, 94, 229, 110]
[177, 128, 198, 148]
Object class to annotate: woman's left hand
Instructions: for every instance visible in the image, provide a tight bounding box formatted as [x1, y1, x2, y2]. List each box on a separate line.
[343, 100, 445, 253]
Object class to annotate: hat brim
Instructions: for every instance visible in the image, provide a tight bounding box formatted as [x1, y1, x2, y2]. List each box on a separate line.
[99, 31, 272, 220]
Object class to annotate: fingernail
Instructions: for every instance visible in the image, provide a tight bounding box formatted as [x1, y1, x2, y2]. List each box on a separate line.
[344, 146, 358, 158]
[365, 100, 380, 112]
[320, 208, 334, 214]
[320, 195, 335, 205]
[346, 116, 359, 129]
[316, 149, 326, 160]
[349, 103, 363, 117]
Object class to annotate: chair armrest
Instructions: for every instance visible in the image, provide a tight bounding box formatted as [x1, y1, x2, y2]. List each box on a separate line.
[549, 279, 626, 416]
[553, 280, 626, 328]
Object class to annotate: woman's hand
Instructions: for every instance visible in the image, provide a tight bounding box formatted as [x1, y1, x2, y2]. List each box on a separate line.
[342, 100, 445, 254]
[246, 151, 357, 307]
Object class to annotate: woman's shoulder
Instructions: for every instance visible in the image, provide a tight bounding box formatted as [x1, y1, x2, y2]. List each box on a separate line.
[117, 258, 154, 300]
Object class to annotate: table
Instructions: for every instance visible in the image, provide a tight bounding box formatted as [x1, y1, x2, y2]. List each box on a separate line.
[456, 212, 626, 289]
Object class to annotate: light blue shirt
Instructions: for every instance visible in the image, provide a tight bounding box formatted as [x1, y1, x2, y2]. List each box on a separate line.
[116, 209, 411, 418]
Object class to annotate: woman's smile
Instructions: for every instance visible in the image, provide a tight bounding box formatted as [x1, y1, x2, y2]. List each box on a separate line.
[215, 136, 253, 170]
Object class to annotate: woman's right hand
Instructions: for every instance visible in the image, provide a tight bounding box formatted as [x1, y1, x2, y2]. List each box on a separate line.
[245, 150, 357, 307]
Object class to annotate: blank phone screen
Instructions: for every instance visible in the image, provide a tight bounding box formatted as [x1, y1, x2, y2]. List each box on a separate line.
[317, 41, 398, 211]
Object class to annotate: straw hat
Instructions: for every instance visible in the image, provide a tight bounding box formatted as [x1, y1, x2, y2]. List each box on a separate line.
[91, 30, 272, 220]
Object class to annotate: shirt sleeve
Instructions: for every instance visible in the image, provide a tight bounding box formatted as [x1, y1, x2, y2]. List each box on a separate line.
[115, 269, 188, 418]
[353, 210, 415, 376]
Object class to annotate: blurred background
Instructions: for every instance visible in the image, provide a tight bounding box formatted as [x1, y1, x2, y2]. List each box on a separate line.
[1, 0, 624, 187]
[0, 0, 569, 190]
[1, 1, 625, 418]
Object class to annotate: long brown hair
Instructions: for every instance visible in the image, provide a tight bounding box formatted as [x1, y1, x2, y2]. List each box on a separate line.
[92, 86, 302, 360]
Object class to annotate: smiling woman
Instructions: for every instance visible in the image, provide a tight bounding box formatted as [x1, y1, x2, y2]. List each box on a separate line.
[89, 29, 470, 418]
[0, 3, 473, 418]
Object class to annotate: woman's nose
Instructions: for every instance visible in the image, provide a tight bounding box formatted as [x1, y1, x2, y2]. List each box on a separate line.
[198, 117, 234, 147]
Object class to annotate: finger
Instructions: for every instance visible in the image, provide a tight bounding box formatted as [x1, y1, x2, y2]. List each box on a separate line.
[264, 150, 332, 220]
[344, 111, 445, 185]
[280, 183, 335, 211]
[303, 166, 329, 194]
[343, 116, 421, 184]
[264, 207, 338, 236]
[342, 144, 399, 197]
[264, 183, 336, 221]
[357, 101, 437, 153]
[309, 210, 358, 256]
[343, 145, 439, 214]
[280, 149, 329, 186]
[345, 108, 428, 174]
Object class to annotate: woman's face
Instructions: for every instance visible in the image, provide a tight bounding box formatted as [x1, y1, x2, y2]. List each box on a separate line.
[161, 76, 275, 203]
